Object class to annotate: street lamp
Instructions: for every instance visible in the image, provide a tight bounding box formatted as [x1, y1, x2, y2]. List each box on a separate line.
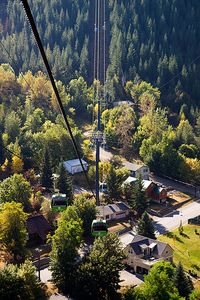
[35, 248, 42, 281]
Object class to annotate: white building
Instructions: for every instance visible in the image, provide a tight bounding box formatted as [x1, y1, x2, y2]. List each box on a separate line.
[64, 159, 88, 175]
[123, 161, 149, 180]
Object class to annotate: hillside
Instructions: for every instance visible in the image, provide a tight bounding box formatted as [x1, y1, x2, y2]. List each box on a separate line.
[0, 0, 200, 110]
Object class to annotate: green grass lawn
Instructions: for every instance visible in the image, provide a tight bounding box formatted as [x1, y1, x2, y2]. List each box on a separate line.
[158, 224, 200, 276]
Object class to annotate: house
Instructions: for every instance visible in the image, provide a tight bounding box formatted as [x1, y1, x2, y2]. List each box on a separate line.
[123, 161, 149, 180]
[26, 214, 52, 245]
[124, 235, 173, 274]
[123, 176, 167, 204]
[64, 159, 88, 174]
[97, 201, 130, 221]
[149, 186, 168, 203]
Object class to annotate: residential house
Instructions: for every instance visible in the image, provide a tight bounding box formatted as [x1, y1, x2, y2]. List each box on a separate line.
[26, 214, 52, 245]
[123, 161, 149, 180]
[64, 159, 88, 174]
[124, 176, 167, 204]
[124, 235, 173, 274]
[97, 201, 130, 221]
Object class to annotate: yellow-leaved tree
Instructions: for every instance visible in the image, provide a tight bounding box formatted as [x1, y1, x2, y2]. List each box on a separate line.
[11, 155, 23, 174]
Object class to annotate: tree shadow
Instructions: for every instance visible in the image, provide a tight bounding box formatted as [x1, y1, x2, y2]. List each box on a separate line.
[180, 232, 190, 239]
[165, 232, 184, 243]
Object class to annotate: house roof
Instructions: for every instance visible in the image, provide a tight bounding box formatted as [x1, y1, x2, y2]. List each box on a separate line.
[123, 161, 147, 171]
[97, 201, 130, 216]
[124, 176, 137, 185]
[26, 215, 52, 241]
[124, 176, 153, 190]
[64, 159, 88, 167]
[128, 235, 169, 256]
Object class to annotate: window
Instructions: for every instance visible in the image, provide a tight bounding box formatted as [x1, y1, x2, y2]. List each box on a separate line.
[105, 215, 109, 219]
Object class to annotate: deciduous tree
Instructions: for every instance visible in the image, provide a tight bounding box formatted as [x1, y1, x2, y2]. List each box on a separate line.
[0, 202, 28, 261]
[0, 174, 32, 211]
[75, 233, 125, 300]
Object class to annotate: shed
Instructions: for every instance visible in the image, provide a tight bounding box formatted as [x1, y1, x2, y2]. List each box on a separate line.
[26, 214, 52, 244]
[64, 159, 88, 174]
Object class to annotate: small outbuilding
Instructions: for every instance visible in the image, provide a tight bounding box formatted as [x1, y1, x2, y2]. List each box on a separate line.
[64, 159, 88, 174]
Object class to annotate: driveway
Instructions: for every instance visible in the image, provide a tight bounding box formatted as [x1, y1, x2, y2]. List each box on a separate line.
[120, 270, 143, 287]
[153, 199, 200, 234]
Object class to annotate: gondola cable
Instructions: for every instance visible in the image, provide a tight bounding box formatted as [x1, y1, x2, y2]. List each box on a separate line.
[20, 0, 95, 198]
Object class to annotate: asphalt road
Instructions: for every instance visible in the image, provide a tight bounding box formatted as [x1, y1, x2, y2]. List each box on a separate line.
[99, 146, 113, 162]
[150, 174, 197, 196]
[153, 199, 200, 234]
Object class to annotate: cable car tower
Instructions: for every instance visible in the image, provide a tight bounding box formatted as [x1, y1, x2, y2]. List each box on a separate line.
[93, 0, 107, 207]
[91, 0, 108, 237]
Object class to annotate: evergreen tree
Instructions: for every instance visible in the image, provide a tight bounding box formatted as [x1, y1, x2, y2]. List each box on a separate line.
[106, 165, 122, 202]
[0, 132, 5, 165]
[137, 211, 155, 239]
[129, 175, 148, 217]
[40, 148, 53, 190]
[174, 262, 193, 299]
[57, 162, 72, 202]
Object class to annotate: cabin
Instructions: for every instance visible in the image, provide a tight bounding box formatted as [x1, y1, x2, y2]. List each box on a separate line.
[123, 161, 149, 180]
[124, 235, 173, 274]
[64, 159, 88, 174]
[97, 201, 130, 221]
[26, 214, 52, 245]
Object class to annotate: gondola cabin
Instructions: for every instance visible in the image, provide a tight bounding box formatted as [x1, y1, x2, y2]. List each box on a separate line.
[51, 194, 67, 212]
[91, 220, 108, 237]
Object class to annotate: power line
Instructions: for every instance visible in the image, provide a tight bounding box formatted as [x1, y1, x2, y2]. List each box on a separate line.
[20, 0, 95, 198]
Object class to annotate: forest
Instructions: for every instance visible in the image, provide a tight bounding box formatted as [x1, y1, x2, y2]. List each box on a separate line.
[0, 0, 200, 111]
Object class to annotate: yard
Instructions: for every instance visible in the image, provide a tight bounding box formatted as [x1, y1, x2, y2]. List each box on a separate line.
[158, 224, 200, 276]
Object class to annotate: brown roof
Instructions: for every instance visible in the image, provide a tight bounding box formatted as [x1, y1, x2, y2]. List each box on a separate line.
[26, 215, 52, 240]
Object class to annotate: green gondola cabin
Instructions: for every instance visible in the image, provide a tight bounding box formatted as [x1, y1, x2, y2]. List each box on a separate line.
[51, 194, 67, 212]
[91, 220, 108, 237]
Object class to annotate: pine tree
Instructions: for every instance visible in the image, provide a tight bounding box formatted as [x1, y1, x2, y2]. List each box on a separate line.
[137, 211, 155, 239]
[106, 165, 121, 202]
[40, 148, 53, 190]
[174, 262, 193, 299]
[57, 162, 72, 202]
[129, 175, 148, 217]
[0, 133, 5, 165]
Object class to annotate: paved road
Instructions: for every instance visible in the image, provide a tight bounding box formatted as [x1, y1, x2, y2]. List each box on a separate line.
[99, 147, 113, 162]
[153, 200, 200, 234]
[150, 174, 197, 196]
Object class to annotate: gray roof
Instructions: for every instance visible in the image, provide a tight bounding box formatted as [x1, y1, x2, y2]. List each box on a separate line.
[129, 235, 169, 256]
[64, 159, 88, 167]
[97, 202, 130, 216]
[123, 161, 147, 171]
